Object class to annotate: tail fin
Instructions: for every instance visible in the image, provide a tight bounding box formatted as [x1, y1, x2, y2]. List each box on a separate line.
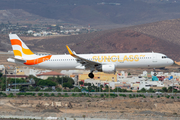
[9, 34, 35, 59]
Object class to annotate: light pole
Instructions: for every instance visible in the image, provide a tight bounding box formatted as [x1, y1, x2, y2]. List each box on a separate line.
[62, 76, 63, 93]
[15, 67, 16, 92]
[5, 69, 7, 92]
[172, 78, 174, 96]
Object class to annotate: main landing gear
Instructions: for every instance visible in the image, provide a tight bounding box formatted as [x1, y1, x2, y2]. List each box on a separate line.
[88, 72, 94, 78]
[153, 68, 157, 76]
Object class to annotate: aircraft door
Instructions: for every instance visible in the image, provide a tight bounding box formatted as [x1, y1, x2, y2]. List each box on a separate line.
[43, 58, 48, 62]
[34, 59, 38, 64]
[152, 54, 157, 62]
[119, 56, 124, 63]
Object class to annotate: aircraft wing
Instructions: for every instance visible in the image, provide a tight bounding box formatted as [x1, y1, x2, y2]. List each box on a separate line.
[66, 46, 102, 69]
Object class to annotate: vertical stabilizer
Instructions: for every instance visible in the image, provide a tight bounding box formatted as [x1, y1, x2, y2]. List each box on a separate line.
[9, 34, 35, 59]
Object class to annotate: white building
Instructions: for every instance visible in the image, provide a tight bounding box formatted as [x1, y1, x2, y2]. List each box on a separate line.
[84, 79, 106, 87]
[0, 65, 5, 74]
[139, 81, 164, 90]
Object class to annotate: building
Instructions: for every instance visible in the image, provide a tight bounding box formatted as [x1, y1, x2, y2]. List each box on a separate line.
[78, 72, 117, 82]
[117, 71, 128, 81]
[36, 71, 64, 79]
[0, 65, 5, 74]
[139, 81, 164, 90]
[6, 75, 28, 79]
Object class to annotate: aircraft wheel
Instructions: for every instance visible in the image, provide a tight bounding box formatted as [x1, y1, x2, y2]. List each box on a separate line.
[88, 73, 94, 78]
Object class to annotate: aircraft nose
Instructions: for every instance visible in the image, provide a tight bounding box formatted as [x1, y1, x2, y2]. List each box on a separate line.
[169, 59, 174, 65]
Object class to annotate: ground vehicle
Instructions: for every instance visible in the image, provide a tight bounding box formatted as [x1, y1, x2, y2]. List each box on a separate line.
[6, 88, 19, 92]
[81, 88, 89, 94]
[81, 91, 89, 94]
[155, 92, 162, 95]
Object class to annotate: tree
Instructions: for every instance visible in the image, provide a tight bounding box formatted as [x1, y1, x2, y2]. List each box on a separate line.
[57, 76, 74, 86]
[87, 83, 91, 87]
[28, 75, 42, 86]
[0, 73, 2, 78]
[140, 88, 146, 92]
[73, 87, 81, 92]
[84, 83, 88, 86]
[148, 88, 154, 93]
[1, 84, 5, 91]
[88, 86, 92, 92]
[128, 72, 131, 75]
[79, 81, 84, 86]
[19, 85, 26, 91]
[168, 86, 172, 92]
[63, 83, 73, 89]
[162, 87, 168, 92]
[37, 80, 57, 86]
[35, 87, 40, 91]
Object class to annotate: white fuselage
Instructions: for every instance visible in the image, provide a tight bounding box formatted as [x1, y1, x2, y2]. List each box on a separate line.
[23, 52, 173, 70]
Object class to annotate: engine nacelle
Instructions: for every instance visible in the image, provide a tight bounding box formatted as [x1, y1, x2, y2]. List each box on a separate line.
[102, 64, 116, 74]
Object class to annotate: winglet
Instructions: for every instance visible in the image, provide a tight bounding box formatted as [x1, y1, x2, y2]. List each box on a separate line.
[66, 45, 75, 56]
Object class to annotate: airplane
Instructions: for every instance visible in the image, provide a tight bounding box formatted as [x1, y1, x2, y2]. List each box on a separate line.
[7, 34, 174, 78]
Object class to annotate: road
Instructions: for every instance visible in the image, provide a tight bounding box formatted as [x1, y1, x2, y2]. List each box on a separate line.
[1, 91, 179, 96]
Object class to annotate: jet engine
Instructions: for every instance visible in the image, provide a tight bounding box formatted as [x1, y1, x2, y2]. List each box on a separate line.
[96, 64, 116, 74]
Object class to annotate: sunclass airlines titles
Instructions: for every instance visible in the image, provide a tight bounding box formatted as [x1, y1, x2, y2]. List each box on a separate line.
[92, 55, 145, 62]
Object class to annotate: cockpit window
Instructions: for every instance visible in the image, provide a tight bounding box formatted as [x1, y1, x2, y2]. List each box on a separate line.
[162, 56, 168, 59]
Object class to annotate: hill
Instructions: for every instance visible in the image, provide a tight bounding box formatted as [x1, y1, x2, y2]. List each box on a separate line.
[0, 0, 180, 28]
[0, 9, 61, 25]
[2, 18, 180, 62]
[22, 29, 180, 61]
[127, 18, 180, 46]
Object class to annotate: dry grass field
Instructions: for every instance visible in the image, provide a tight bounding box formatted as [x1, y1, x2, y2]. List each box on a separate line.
[0, 96, 180, 119]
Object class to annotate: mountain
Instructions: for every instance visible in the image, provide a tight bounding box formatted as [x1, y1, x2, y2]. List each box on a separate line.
[0, 0, 180, 29]
[0, 9, 61, 24]
[126, 18, 180, 46]
[23, 29, 180, 61]
[1, 17, 180, 62]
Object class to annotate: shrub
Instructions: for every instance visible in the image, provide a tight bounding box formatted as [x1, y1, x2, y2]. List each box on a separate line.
[143, 95, 146, 98]
[72, 93, 76, 97]
[100, 94, 104, 97]
[8, 93, 14, 97]
[110, 94, 117, 98]
[85, 94, 90, 97]
[51, 93, 55, 96]
[26, 93, 34, 96]
[44, 93, 50, 97]
[78, 93, 83, 97]
[171, 96, 174, 99]
[177, 96, 179, 99]
[157, 95, 160, 98]
[150, 95, 153, 98]
[58, 93, 61, 97]
[166, 95, 170, 98]
[64, 93, 69, 97]
[16, 92, 25, 96]
[2, 93, 7, 97]
[38, 93, 43, 96]
[119, 94, 126, 97]
[139, 94, 143, 97]
[32, 93, 35, 96]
